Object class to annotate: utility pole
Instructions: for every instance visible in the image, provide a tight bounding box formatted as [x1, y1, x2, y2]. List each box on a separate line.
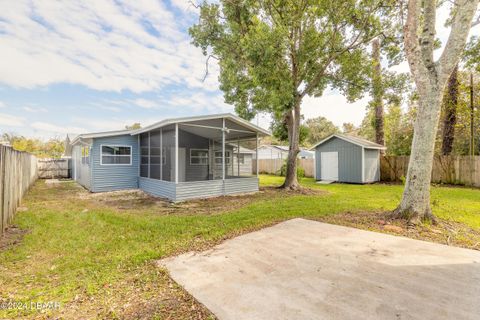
[470, 73, 475, 156]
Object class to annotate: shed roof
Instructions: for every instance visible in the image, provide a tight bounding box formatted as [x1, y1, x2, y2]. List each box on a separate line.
[311, 133, 386, 150]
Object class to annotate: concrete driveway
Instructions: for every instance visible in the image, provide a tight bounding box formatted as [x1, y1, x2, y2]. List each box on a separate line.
[160, 218, 480, 320]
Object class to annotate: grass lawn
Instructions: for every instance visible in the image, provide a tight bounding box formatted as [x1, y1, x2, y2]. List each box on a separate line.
[1, 176, 479, 319]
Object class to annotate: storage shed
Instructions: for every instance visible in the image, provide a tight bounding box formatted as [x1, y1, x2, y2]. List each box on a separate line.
[311, 134, 386, 183]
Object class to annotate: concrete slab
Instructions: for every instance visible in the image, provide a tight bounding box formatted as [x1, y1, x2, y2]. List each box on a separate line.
[160, 218, 480, 320]
[316, 180, 334, 184]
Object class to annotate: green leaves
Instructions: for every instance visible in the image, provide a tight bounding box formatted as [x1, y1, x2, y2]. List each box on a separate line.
[189, 0, 394, 120]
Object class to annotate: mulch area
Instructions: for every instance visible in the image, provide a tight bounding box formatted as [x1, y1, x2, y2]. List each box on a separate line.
[81, 186, 325, 216]
[316, 211, 480, 251]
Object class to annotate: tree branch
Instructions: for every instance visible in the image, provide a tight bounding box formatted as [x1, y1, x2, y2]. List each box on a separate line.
[202, 54, 219, 82]
[437, 0, 480, 84]
[403, 0, 423, 82]
[420, 0, 436, 71]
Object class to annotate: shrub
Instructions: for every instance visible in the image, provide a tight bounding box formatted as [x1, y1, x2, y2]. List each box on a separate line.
[280, 162, 305, 179]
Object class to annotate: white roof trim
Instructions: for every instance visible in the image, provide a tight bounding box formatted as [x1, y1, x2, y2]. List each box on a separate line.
[71, 129, 133, 145]
[310, 134, 386, 150]
[131, 113, 270, 136]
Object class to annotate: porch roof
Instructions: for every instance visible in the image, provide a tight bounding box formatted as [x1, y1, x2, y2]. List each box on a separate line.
[131, 113, 270, 137]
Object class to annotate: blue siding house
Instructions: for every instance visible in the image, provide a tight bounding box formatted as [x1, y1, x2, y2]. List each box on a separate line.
[71, 113, 269, 201]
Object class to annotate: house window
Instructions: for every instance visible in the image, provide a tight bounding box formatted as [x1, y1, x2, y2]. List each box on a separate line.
[190, 149, 209, 165]
[238, 154, 245, 164]
[101, 145, 132, 165]
[215, 151, 231, 164]
[81, 146, 90, 165]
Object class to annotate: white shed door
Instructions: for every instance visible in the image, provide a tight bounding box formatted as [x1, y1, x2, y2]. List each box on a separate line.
[320, 152, 339, 181]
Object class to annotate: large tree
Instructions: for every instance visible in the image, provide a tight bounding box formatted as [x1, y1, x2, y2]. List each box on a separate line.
[190, 0, 395, 189]
[392, 0, 479, 223]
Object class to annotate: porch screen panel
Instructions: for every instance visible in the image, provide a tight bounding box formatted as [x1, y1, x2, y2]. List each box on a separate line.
[161, 128, 175, 182]
[140, 133, 149, 178]
[149, 130, 161, 179]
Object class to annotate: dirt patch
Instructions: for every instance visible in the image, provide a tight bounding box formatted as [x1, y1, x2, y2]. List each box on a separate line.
[0, 226, 28, 252]
[316, 211, 480, 251]
[79, 186, 326, 216]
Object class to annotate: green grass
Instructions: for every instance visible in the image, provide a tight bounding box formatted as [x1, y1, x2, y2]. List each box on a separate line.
[1, 176, 479, 318]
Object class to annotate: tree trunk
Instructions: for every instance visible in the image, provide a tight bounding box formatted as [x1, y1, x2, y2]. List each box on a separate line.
[392, 88, 442, 224]
[441, 65, 458, 155]
[372, 38, 385, 146]
[282, 100, 301, 189]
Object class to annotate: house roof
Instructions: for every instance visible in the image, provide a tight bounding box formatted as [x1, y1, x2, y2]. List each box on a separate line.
[310, 133, 386, 150]
[71, 113, 270, 145]
[259, 145, 314, 154]
[132, 113, 270, 136]
[71, 129, 134, 145]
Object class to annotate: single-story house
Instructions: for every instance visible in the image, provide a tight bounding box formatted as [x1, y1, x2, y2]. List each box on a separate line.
[71, 113, 269, 201]
[311, 134, 386, 183]
[256, 145, 314, 160]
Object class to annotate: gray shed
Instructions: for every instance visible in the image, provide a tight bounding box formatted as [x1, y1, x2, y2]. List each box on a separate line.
[311, 134, 386, 183]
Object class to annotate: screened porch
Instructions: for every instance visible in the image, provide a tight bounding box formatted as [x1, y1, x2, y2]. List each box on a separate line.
[134, 114, 268, 201]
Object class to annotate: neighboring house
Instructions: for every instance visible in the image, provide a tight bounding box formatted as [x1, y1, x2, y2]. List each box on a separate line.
[256, 145, 314, 160]
[311, 134, 386, 183]
[70, 113, 269, 201]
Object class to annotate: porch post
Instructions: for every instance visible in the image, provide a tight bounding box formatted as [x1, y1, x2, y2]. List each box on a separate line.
[237, 139, 240, 177]
[160, 128, 163, 181]
[222, 118, 225, 181]
[175, 123, 178, 184]
[256, 133, 259, 177]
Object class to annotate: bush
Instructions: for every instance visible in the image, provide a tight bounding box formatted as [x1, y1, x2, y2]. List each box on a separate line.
[280, 163, 305, 179]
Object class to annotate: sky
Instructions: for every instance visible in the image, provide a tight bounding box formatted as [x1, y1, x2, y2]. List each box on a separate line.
[0, 1, 477, 140]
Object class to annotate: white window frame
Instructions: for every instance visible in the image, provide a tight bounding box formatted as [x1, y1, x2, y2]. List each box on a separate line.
[215, 150, 231, 164]
[190, 149, 209, 165]
[100, 144, 132, 166]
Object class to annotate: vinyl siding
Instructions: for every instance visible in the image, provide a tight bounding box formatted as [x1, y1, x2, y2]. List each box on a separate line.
[364, 148, 380, 182]
[224, 177, 258, 195]
[315, 137, 363, 183]
[139, 177, 176, 199]
[176, 177, 258, 201]
[90, 135, 139, 192]
[139, 177, 258, 201]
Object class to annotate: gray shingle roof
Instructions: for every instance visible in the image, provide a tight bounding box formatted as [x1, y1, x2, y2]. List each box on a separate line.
[311, 133, 386, 150]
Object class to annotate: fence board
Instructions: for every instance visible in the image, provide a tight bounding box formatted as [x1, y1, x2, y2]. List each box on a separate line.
[37, 158, 70, 179]
[253, 158, 315, 178]
[0, 145, 38, 237]
[380, 155, 480, 187]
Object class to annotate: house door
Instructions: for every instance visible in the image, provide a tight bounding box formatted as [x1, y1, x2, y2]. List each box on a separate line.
[170, 147, 186, 182]
[320, 152, 339, 181]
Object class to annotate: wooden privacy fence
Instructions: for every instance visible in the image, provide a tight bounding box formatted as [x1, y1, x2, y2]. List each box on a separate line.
[0, 145, 38, 237]
[37, 158, 70, 179]
[381, 155, 480, 187]
[253, 158, 315, 177]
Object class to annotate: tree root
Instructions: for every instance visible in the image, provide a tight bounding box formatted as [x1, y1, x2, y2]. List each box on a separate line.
[389, 206, 438, 227]
[279, 183, 303, 191]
